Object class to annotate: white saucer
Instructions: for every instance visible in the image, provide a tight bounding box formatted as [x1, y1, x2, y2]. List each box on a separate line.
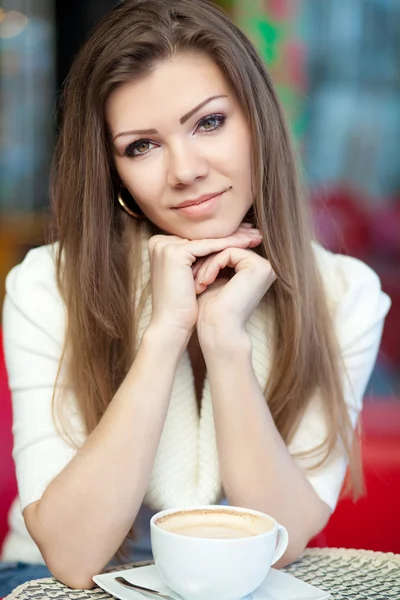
[93, 564, 330, 600]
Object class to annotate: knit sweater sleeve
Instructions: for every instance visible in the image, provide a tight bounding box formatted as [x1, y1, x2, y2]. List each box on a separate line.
[288, 246, 391, 512]
[2, 244, 85, 511]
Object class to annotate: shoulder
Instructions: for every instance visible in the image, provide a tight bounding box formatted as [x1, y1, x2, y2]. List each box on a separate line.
[5, 242, 59, 293]
[312, 242, 391, 320]
[3, 243, 65, 345]
[5, 242, 62, 308]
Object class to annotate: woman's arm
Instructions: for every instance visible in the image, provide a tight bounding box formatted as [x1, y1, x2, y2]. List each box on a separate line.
[25, 323, 187, 589]
[196, 245, 390, 567]
[202, 332, 330, 567]
[11, 230, 260, 589]
[195, 249, 327, 564]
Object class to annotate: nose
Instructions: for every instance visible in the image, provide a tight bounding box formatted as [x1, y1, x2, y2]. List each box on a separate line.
[166, 140, 209, 187]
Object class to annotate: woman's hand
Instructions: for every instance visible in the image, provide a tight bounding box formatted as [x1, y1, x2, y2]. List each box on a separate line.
[147, 225, 262, 337]
[195, 245, 276, 345]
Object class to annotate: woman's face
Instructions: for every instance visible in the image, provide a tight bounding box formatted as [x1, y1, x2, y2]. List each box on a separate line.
[106, 52, 253, 240]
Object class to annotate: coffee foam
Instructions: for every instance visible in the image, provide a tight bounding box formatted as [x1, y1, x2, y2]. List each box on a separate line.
[155, 508, 274, 539]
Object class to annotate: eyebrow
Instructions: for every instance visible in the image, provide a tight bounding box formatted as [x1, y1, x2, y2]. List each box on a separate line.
[112, 94, 228, 142]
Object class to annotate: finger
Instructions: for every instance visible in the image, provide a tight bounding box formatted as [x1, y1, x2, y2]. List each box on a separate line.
[191, 257, 207, 278]
[200, 246, 269, 287]
[195, 280, 208, 295]
[195, 232, 263, 292]
[195, 233, 262, 283]
[148, 234, 187, 255]
[148, 227, 260, 250]
[234, 228, 263, 246]
[236, 225, 262, 237]
[185, 231, 262, 261]
[149, 231, 261, 276]
[246, 237, 263, 249]
[203, 249, 276, 291]
[199, 249, 240, 287]
[195, 252, 217, 285]
[194, 253, 218, 294]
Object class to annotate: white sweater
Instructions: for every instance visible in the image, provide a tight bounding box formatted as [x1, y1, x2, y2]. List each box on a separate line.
[1, 242, 391, 564]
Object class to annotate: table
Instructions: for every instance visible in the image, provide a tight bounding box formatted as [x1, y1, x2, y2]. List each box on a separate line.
[283, 548, 400, 599]
[5, 548, 400, 600]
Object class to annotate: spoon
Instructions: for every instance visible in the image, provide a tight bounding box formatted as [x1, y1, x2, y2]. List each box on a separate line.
[114, 575, 177, 600]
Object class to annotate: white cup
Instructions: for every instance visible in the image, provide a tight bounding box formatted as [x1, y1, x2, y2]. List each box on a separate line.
[150, 505, 289, 600]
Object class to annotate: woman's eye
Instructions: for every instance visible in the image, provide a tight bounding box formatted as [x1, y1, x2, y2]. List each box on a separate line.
[124, 140, 155, 158]
[197, 114, 227, 133]
[123, 115, 226, 156]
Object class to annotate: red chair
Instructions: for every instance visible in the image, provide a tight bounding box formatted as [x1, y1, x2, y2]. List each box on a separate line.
[310, 399, 400, 552]
[378, 272, 400, 369]
[0, 328, 14, 598]
[370, 202, 400, 262]
[0, 328, 18, 549]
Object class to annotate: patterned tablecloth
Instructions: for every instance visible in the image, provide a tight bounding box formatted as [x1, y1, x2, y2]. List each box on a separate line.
[5, 548, 400, 600]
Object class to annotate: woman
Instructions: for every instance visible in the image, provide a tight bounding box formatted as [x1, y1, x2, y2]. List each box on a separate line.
[1, 0, 390, 593]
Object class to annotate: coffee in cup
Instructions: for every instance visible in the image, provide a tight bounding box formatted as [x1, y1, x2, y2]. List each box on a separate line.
[150, 505, 289, 600]
[155, 507, 274, 539]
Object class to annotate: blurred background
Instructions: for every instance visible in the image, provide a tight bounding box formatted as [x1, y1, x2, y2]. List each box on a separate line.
[1, 0, 399, 552]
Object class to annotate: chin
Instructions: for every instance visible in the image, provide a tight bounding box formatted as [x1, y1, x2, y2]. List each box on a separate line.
[175, 219, 242, 241]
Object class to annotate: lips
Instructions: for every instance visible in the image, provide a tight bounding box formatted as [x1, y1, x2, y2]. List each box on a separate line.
[173, 191, 225, 209]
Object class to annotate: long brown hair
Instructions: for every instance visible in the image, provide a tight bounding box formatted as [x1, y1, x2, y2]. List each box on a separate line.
[50, 0, 361, 501]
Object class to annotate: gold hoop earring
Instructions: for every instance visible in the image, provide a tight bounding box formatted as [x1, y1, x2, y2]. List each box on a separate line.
[117, 191, 146, 220]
